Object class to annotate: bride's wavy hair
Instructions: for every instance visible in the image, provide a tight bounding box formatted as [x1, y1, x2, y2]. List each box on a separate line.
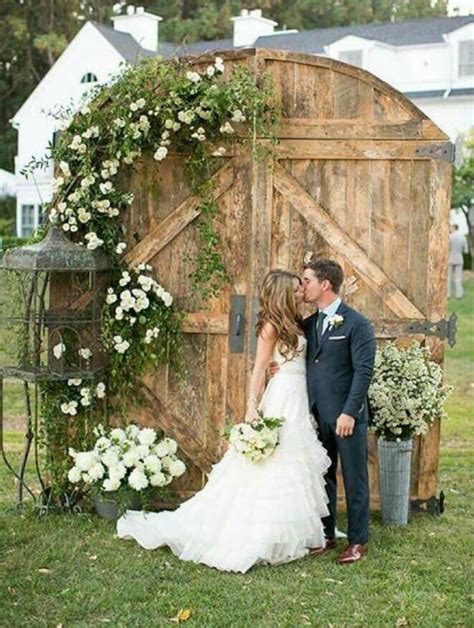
[256, 269, 303, 361]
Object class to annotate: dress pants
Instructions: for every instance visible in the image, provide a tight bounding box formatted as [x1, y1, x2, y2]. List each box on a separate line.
[314, 413, 370, 545]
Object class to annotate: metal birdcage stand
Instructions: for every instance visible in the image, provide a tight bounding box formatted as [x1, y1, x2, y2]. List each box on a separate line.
[0, 227, 110, 510]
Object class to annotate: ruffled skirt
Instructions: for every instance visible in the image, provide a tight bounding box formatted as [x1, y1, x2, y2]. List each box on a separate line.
[117, 373, 331, 573]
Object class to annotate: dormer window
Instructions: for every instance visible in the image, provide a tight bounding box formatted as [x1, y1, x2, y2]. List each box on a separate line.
[338, 50, 363, 68]
[80, 72, 98, 84]
[459, 41, 474, 77]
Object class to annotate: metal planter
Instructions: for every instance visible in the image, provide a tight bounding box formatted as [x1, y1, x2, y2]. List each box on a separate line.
[94, 491, 141, 521]
[377, 438, 413, 525]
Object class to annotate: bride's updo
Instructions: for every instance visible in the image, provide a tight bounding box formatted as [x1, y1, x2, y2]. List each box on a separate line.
[256, 269, 303, 361]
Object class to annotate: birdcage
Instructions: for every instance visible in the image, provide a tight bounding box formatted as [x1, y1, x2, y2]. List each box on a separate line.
[0, 227, 110, 509]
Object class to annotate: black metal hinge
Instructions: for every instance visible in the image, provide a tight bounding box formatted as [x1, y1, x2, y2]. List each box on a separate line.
[415, 142, 454, 163]
[407, 312, 458, 348]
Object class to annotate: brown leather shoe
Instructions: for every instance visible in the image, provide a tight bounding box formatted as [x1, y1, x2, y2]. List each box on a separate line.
[337, 544, 367, 564]
[309, 538, 337, 556]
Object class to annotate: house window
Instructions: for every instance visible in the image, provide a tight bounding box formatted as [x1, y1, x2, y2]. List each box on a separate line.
[80, 72, 98, 84]
[338, 50, 363, 68]
[459, 41, 474, 76]
[21, 205, 35, 237]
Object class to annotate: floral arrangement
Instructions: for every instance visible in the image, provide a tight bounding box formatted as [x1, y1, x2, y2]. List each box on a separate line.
[227, 412, 284, 463]
[368, 342, 452, 441]
[68, 424, 186, 506]
[20, 53, 276, 501]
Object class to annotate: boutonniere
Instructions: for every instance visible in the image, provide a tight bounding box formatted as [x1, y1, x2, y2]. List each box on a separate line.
[328, 314, 344, 330]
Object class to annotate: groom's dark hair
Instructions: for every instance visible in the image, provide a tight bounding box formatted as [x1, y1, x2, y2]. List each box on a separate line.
[304, 258, 344, 293]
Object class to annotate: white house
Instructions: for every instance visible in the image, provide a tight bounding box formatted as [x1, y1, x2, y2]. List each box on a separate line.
[12, 5, 474, 236]
[11, 7, 160, 237]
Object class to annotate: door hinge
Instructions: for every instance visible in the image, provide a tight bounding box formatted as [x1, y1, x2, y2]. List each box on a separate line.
[407, 312, 457, 347]
[415, 142, 454, 163]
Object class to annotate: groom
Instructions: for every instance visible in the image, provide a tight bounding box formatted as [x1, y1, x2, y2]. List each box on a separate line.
[302, 259, 376, 565]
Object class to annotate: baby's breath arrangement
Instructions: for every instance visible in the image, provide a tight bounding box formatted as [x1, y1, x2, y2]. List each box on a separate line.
[21, 54, 277, 501]
[368, 342, 452, 441]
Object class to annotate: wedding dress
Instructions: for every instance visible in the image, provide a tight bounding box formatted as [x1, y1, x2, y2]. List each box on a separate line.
[117, 336, 331, 573]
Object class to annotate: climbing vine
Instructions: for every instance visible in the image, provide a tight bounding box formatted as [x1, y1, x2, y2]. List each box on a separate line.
[23, 54, 277, 498]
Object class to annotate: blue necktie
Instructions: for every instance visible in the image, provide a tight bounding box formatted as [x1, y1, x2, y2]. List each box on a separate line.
[316, 311, 326, 346]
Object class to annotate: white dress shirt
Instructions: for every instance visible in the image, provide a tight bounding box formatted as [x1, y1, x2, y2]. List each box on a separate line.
[320, 297, 342, 335]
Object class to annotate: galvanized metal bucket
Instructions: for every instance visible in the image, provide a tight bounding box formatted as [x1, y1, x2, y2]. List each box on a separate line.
[94, 491, 141, 521]
[377, 438, 413, 525]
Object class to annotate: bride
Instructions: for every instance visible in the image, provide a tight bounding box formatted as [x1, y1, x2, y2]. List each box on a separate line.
[117, 269, 331, 573]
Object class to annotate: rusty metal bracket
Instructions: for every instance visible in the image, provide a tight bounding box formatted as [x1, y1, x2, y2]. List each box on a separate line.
[415, 142, 454, 163]
[407, 312, 457, 347]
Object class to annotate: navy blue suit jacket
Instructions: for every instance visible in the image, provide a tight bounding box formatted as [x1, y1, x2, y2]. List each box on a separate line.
[304, 301, 376, 424]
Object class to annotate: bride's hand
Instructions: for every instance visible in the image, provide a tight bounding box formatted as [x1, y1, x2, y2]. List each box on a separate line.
[244, 407, 260, 424]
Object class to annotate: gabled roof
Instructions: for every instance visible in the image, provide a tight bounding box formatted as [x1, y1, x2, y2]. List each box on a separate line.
[176, 15, 474, 57]
[90, 21, 156, 62]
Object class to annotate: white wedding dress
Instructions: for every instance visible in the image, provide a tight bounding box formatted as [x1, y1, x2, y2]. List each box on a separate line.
[117, 336, 331, 573]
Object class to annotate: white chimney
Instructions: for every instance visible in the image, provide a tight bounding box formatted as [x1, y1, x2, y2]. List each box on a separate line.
[111, 6, 162, 53]
[231, 9, 278, 48]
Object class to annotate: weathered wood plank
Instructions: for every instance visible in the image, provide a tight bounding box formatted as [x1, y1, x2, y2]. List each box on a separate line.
[182, 312, 228, 334]
[277, 119, 426, 139]
[138, 383, 216, 472]
[124, 160, 235, 267]
[273, 162, 425, 319]
[277, 139, 451, 160]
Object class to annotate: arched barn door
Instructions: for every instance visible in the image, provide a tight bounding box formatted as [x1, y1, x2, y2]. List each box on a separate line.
[126, 49, 453, 511]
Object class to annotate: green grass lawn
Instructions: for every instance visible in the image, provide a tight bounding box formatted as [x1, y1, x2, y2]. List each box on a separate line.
[1, 281, 473, 627]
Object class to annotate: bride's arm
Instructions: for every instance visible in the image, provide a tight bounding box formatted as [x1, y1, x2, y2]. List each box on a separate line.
[244, 322, 277, 423]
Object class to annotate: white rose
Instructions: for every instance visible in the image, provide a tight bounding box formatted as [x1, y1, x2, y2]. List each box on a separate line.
[96, 382, 106, 398]
[106, 292, 117, 305]
[206, 65, 215, 77]
[116, 242, 127, 254]
[135, 444, 150, 460]
[153, 146, 168, 161]
[79, 348, 92, 360]
[53, 342, 66, 359]
[100, 449, 119, 468]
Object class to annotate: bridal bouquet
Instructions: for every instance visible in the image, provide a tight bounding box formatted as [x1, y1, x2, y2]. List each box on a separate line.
[68, 423, 186, 502]
[227, 412, 285, 463]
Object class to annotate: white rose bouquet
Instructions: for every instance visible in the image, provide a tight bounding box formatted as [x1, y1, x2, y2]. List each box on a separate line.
[68, 423, 186, 510]
[226, 412, 284, 463]
[368, 342, 452, 441]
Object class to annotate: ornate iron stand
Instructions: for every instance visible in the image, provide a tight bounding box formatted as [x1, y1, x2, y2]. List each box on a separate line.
[0, 228, 109, 510]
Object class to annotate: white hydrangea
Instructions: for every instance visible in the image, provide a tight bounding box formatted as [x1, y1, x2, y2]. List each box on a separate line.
[169, 459, 186, 477]
[103, 477, 121, 492]
[138, 428, 156, 446]
[128, 468, 149, 491]
[68, 466, 81, 483]
[150, 472, 167, 487]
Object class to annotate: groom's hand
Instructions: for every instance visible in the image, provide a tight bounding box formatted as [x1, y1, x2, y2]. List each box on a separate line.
[336, 413, 355, 438]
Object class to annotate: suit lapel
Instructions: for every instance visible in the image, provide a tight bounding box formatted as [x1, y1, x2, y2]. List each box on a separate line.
[314, 301, 348, 359]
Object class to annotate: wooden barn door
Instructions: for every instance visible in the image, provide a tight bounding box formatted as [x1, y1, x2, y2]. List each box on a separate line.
[123, 152, 259, 497]
[269, 153, 450, 510]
